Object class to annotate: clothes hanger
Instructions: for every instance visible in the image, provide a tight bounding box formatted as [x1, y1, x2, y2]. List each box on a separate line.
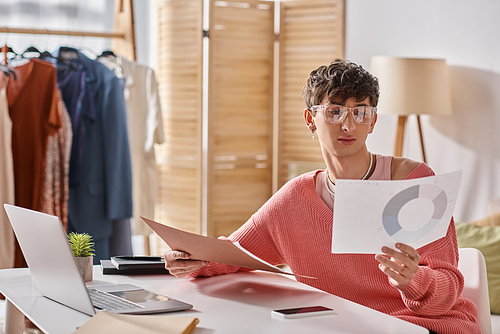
[21, 46, 41, 58]
[6, 46, 17, 62]
[4, 46, 17, 56]
[49, 47, 82, 75]
[98, 50, 116, 58]
[1, 45, 18, 79]
[37, 32, 55, 61]
[39, 50, 55, 59]
[72, 34, 98, 60]
[1, 45, 7, 65]
[58, 46, 79, 60]
[1, 44, 17, 64]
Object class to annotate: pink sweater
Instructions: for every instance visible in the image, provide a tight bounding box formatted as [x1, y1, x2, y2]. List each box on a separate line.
[192, 161, 480, 334]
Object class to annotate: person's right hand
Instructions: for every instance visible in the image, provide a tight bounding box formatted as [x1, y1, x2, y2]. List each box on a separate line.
[164, 250, 209, 278]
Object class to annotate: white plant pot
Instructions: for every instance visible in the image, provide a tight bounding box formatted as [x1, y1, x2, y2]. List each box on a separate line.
[75, 256, 93, 282]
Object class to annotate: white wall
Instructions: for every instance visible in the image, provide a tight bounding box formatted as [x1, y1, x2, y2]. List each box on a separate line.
[133, 0, 157, 68]
[345, 0, 500, 222]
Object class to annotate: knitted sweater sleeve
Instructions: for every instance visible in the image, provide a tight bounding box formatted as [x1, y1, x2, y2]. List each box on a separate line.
[395, 163, 464, 315]
[188, 183, 290, 278]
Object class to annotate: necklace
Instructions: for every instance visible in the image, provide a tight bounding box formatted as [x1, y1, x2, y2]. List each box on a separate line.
[361, 152, 375, 180]
[324, 152, 374, 201]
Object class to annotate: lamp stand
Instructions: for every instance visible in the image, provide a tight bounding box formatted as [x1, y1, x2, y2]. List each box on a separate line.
[393, 115, 427, 164]
[416, 115, 427, 163]
[393, 116, 407, 158]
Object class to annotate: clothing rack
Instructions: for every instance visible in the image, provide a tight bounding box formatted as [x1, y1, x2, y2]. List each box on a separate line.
[0, 0, 136, 61]
[0, 27, 124, 39]
[1, 0, 146, 255]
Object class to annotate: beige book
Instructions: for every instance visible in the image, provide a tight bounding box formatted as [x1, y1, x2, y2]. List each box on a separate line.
[72, 311, 199, 334]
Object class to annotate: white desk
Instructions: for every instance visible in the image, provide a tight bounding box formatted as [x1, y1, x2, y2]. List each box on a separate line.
[0, 266, 428, 334]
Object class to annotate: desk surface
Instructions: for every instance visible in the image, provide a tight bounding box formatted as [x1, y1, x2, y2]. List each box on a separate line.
[0, 266, 428, 334]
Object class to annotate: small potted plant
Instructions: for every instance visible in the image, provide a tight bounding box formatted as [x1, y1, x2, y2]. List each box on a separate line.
[68, 232, 95, 282]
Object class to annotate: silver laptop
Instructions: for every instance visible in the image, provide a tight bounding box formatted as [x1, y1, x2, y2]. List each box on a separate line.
[4, 204, 192, 316]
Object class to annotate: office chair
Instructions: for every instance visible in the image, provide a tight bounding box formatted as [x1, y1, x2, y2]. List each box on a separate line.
[458, 247, 492, 334]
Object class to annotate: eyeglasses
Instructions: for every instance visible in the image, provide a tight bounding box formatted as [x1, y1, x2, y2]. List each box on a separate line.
[309, 105, 377, 125]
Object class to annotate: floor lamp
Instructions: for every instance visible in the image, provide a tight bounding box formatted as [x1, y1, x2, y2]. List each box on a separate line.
[369, 57, 452, 163]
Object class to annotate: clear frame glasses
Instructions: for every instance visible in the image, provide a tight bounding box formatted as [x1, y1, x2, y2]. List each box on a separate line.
[310, 105, 377, 125]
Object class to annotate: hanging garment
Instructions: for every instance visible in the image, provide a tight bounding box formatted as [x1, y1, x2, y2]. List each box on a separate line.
[7, 58, 61, 210]
[0, 73, 15, 269]
[56, 48, 133, 262]
[41, 89, 72, 231]
[7, 58, 61, 267]
[99, 55, 164, 238]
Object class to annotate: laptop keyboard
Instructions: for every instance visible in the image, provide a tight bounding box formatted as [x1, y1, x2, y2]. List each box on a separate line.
[87, 288, 144, 311]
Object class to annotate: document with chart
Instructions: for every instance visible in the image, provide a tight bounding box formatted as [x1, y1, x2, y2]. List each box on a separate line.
[332, 170, 462, 254]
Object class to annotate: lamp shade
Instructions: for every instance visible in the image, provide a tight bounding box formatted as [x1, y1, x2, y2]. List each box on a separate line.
[369, 56, 452, 116]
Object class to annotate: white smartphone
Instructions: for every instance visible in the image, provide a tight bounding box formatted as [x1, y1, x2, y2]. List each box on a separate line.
[271, 306, 335, 319]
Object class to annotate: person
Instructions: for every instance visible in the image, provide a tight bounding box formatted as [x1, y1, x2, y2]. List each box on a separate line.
[164, 59, 481, 334]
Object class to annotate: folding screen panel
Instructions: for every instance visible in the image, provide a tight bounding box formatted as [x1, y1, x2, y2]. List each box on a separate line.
[277, 0, 344, 187]
[207, 0, 275, 237]
[155, 0, 343, 242]
[156, 0, 203, 234]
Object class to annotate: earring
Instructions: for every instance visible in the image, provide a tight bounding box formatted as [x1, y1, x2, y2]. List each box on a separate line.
[311, 126, 316, 140]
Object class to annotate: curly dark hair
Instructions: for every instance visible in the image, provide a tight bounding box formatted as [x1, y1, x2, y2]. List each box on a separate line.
[302, 59, 380, 108]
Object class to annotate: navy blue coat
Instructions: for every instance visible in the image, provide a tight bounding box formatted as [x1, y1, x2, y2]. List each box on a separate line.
[57, 48, 133, 242]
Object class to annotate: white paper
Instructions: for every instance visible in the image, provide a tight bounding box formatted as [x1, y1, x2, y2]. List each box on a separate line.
[332, 170, 462, 254]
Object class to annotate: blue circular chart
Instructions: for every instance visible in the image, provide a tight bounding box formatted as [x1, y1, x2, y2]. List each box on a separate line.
[382, 184, 447, 244]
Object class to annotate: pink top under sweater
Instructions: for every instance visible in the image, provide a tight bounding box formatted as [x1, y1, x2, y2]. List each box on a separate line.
[191, 156, 480, 334]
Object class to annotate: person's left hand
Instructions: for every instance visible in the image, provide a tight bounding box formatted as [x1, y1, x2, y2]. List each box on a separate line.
[375, 243, 421, 287]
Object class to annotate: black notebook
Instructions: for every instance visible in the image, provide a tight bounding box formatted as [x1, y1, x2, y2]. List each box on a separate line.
[110, 256, 166, 270]
[100, 260, 170, 275]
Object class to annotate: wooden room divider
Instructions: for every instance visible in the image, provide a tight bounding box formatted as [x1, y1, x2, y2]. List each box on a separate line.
[155, 0, 344, 246]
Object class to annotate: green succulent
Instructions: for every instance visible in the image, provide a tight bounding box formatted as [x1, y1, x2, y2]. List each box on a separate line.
[68, 232, 95, 257]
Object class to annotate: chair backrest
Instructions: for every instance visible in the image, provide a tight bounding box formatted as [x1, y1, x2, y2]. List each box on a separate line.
[458, 247, 492, 334]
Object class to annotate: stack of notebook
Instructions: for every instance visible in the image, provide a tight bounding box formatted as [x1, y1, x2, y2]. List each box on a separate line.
[100, 256, 170, 275]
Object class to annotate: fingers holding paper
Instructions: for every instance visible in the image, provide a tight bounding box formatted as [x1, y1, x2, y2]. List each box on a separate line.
[164, 250, 209, 278]
[375, 243, 420, 288]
